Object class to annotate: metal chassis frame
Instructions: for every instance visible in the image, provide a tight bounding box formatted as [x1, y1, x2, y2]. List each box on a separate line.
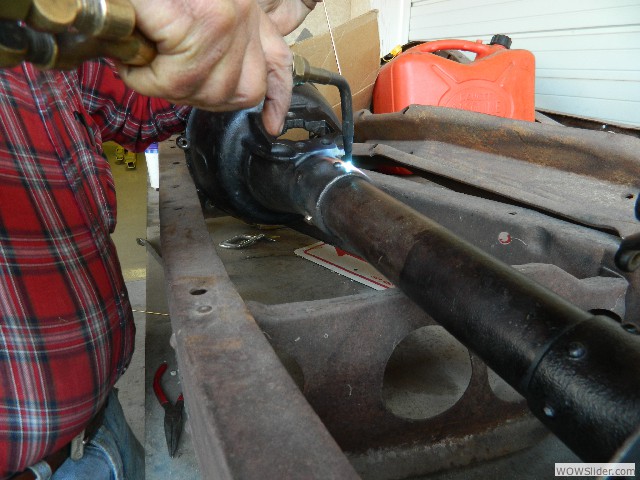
[159, 115, 637, 477]
[159, 143, 359, 479]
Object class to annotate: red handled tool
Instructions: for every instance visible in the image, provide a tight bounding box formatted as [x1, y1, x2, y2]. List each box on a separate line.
[153, 362, 184, 457]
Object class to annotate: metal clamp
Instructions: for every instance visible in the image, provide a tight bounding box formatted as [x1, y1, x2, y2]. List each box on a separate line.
[219, 234, 276, 250]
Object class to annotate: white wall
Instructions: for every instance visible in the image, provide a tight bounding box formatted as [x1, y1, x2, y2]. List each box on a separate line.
[408, 0, 640, 127]
[286, 1, 355, 43]
[353, 0, 412, 55]
[290, 0, 412, 59]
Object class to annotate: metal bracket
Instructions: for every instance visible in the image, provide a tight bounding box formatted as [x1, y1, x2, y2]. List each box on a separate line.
[219, 234, 276, 250]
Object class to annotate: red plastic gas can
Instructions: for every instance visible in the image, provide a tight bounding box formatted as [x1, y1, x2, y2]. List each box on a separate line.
[373, 37, 535, 121]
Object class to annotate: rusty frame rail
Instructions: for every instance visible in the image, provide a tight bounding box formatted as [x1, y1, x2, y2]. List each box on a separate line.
[158, 141, 359, 479]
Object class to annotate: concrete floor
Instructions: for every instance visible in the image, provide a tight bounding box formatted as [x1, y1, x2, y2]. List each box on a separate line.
[108, 144, 199, 478]
[106, 143, 147, 445]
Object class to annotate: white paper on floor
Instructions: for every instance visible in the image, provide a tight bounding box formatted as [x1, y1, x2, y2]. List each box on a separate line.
[294, 241, 394, 290]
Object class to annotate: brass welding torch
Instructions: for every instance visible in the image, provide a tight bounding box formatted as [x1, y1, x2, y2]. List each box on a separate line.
[0, 0, 156, 69]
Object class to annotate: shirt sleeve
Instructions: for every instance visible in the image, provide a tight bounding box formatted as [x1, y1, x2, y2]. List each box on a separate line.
[77, 59, 192, 152]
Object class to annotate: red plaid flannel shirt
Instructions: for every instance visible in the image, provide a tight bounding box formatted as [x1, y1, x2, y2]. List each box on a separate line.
[0, 59, 190, 478]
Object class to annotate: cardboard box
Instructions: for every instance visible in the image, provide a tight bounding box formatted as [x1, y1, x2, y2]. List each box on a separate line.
[290, 10, 380, 119]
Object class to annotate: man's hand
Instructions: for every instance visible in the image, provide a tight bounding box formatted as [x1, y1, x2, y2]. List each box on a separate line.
[119, 0, 293, 135]
[257, 0, 323, 35]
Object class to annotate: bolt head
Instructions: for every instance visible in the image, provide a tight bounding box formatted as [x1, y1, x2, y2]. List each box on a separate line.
[567, 342, 586, 359]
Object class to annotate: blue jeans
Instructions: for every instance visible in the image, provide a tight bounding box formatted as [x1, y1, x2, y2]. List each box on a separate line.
[29, 390, 144, 480]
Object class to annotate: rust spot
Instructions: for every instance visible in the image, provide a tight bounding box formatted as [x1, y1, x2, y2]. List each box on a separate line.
[498, 232, 512, 245]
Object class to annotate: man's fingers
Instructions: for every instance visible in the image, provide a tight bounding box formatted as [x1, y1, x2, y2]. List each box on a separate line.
[259, 11, 293, 135]
[121, 0, 268, 111]
[257, 0, 321, 35]
[223, 34, 268, 110]
[262, 67, 292, 136]
[303, 0, 323, 8]
[119, 0, 310, 124]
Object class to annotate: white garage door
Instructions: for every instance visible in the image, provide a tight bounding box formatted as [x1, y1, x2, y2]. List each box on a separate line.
[408, 0, 640, 127]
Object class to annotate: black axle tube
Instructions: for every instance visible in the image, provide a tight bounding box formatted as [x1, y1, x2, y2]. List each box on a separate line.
[247, 152, 640, 462]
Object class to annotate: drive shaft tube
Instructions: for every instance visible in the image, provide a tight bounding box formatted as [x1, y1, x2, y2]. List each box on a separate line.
[247, 153, 640, 462]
